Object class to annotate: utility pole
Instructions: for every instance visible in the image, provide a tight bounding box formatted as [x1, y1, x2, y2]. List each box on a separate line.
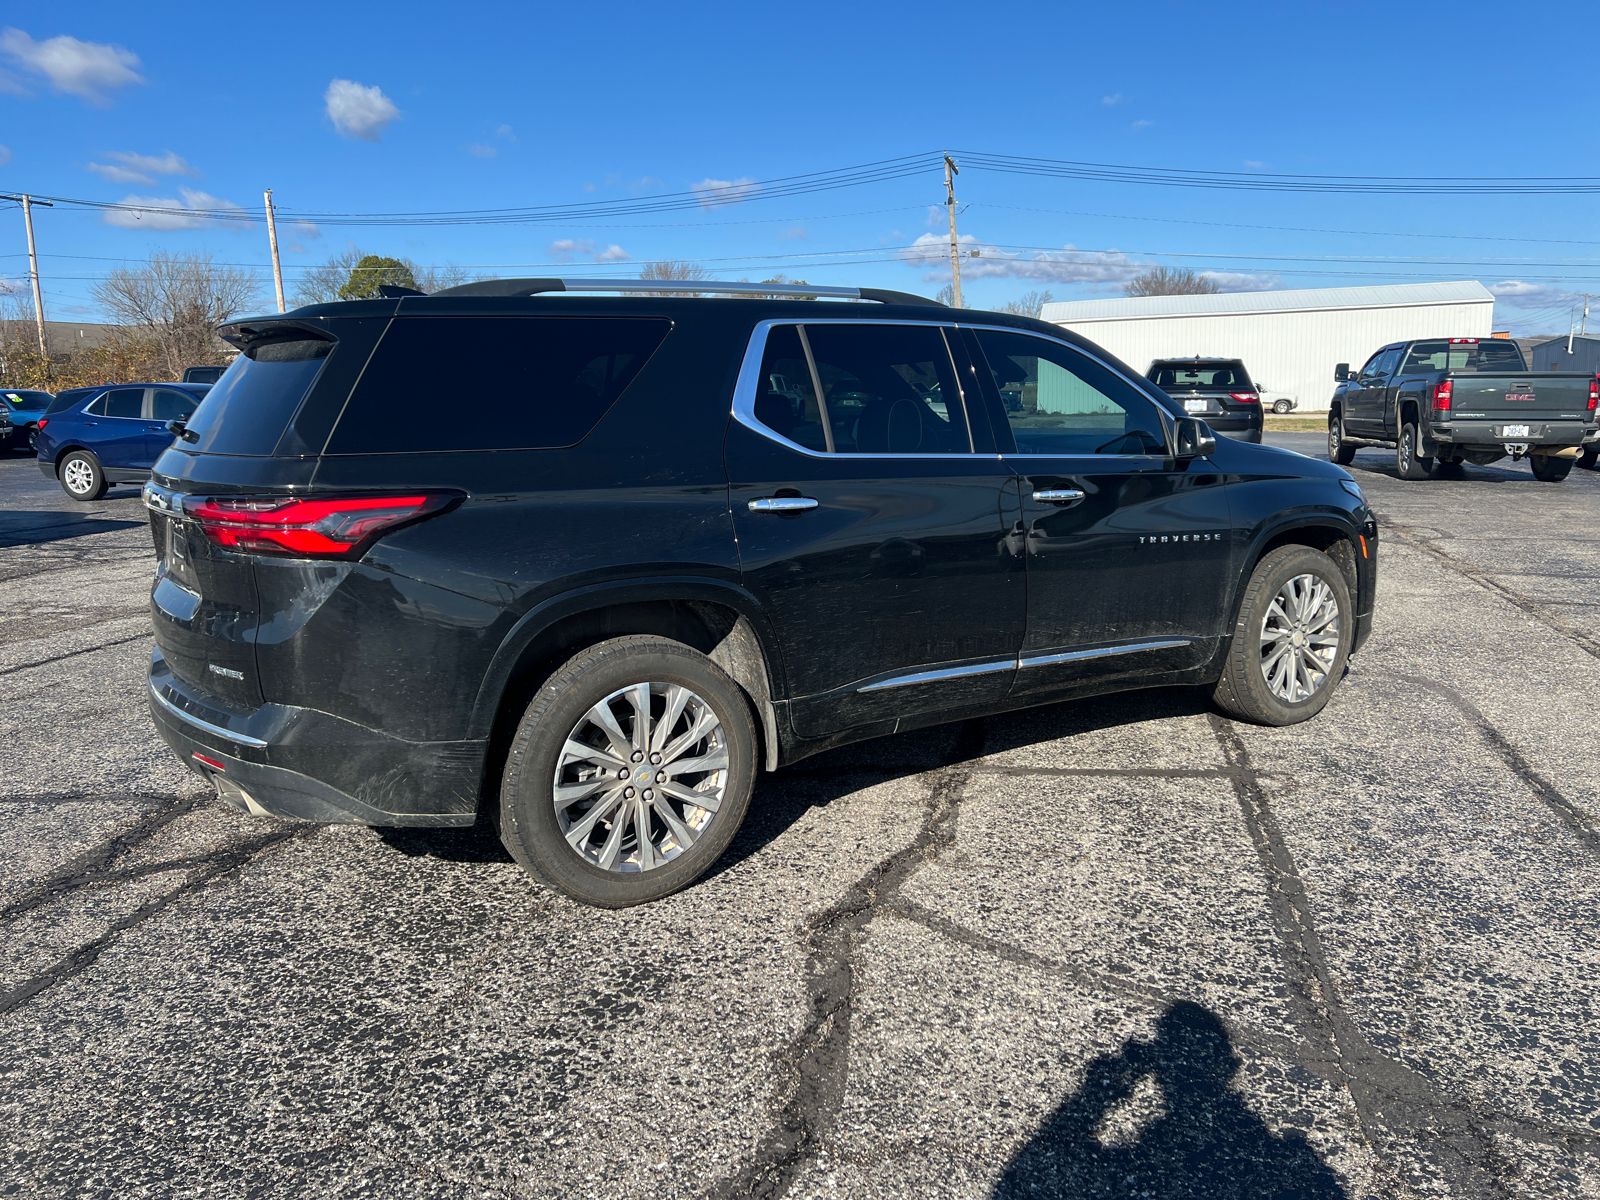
[1582, 294, 1592, 338]
[264, 189, 286, 313]
[2, 193, 52, 354]
[943, 154, 963, 310]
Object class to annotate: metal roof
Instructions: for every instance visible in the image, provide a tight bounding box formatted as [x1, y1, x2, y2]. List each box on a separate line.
[1039, 280, 1495, 323]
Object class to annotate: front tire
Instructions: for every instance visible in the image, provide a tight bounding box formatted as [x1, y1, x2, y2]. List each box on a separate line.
[1396, 420, 1432, 480]
[1530, 454, 1572, 483]
[499, 635, 757, 907]
[1213, 545, 1353, 727]
[1328, 412, 1356, 465]
[1272, 399, 1292, 415]
[58, 451, 107, 501]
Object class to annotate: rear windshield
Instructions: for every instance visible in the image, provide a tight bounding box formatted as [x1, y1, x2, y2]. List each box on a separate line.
[326, 316, 671, 454]
[46, 391, 97, 415]
[181, 336, 333, 455]
[3, 391, 51, 411]
[1399, 339, 1526, 373]
[1149, 362, 1253, 390]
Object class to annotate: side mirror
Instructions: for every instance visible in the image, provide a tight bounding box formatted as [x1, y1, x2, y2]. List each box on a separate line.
[1334, 363, 1350, 382]
[1174, 416, 1217, 458]
[167, 419, 198, 443]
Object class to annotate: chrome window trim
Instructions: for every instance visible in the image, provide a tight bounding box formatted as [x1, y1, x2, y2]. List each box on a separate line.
[731, 317, 993, 460]
[148, 679, 270, 748]
[960, 323, 1181, 458]
[857, 657, 1016, 693]
[1018, 638, 1192, 670]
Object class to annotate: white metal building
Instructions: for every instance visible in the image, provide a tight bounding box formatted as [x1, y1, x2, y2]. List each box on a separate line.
[1039, 281, 1495, 412]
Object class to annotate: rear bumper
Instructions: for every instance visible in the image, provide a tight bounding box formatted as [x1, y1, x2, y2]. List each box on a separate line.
[148, 648, 482, 826]
[1428, 420, 1598, 451]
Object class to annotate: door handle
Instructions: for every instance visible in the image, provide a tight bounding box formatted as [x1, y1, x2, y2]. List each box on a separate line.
[1032, 488, 1085, 504]
[748, 496, 819, 513]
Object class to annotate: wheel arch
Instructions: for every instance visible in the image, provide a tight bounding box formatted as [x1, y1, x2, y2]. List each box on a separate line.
[470, 580, 787, 808]
[45, 443, 97, 475]
[1228, 513, 1363, 643]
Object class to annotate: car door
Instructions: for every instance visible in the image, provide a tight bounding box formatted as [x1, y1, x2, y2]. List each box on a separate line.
[1346, 347, 1400, 435]
[147, 388, 198, 461]
[964, 327, 1236, 699]
[725, 319, 1025, 738]
[86, 387, 150, 470]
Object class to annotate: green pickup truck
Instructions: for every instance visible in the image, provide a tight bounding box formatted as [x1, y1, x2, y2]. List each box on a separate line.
[1327, 337, 1600, 482]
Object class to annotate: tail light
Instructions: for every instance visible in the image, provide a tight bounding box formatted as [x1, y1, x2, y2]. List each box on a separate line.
[1228, 393, 1260, 403]
[1589, 376, 1598, 413]
[1432, 380, 1453, 411]
[35, 418, 47, 430]
[181, 493, 460, 558]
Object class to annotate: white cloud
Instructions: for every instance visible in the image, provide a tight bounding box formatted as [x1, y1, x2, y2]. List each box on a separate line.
[1490, 280, 1577, 309]
[779, 226, 808, 241]
[0, 28, 144, 106]
[1243, 159, 1264, 169]
[548, 238, 629, 263]
[1131, 119, 1152, 130]
[0, 144, 9, 166]
[86, 149, 197, 185]
[1200, 270, 1281, 292]
[690, 176, 759, 208]
[1102, 93, 1123, 106]
[0, 72, 24, 97]
[464, 143, 496, 158]
[285, 220, 320, 254]
[103, 187, 245, 231]
[901, 233, 1145, 285]
[495, 124, 516, 142]
[324, 79, 400, 141]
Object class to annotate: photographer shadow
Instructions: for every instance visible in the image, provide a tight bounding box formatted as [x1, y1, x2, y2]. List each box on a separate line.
[995, 1001, 1347, 1200]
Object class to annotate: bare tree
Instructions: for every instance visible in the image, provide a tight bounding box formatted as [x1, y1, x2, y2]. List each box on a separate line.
[935, 283, 971, 309]
[639, 259, 709, 296]
[92, 252, 259, 378]
[294, 248, 481, 305]
[995, 289, 1054, 318]
[414, 263, 476, 293]
[1124, 267, 1219, 298]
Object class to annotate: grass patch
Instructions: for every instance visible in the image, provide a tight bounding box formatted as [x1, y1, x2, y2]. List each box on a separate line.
[1264, 415, 1328, 431]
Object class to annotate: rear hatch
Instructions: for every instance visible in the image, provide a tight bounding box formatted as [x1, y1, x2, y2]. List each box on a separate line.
[1446, 371, 1595, 434]
[147, 314, 389, 711]
[1149, 360, 1259, 418]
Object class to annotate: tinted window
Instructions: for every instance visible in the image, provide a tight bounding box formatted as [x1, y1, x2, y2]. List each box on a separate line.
[1369, 347, 1404, 378]
[1399, 339, 1526, 373]
[183, 337, 333, 455]
[752, 325, 828, 451]
[327, 316, 671, 454]
[799, 323, 970, 454]
[100, 388, 145, 419]
[3, 391, 51, 412]
[975, 330, 1167, 456]
[1148, 361, 1253, 390]
[151, 388, 199, 421]
[47, 390, 97, 415]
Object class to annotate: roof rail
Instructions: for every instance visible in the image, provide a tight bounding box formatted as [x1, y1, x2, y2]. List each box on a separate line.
[428, 278, 944, 306]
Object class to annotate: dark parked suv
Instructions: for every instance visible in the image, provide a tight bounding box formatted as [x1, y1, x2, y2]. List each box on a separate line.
[143, 279, 1378, 907]
[1147, 358, 1264, 443]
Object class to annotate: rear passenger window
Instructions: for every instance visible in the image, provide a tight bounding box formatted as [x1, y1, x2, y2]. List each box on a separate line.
[326, 316, 671, 454]
[151, 389, 198, 421]
[99, 388, 144, 418]
[748, 322, 971, 454]
[182, 336, 333, 456]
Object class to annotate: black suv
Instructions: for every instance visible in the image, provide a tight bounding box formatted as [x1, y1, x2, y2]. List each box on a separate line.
[1147, 358, 1264, 443]
[143, 279, 1377, 907]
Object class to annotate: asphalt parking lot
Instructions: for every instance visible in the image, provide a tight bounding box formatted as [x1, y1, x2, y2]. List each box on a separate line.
[2, 434, 1598, 1200]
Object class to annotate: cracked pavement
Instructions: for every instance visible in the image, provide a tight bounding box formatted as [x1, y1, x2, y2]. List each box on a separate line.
[2, 435, 1598, 1198]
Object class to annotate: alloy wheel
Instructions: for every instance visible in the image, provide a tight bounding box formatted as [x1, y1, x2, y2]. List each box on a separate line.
[63, 458, 94, 495]
[1327, 418, 1341, 459]
[1399, 429, 1414, 472]
[1259, 573, 1340, 703]
[553, 682, 728, 873]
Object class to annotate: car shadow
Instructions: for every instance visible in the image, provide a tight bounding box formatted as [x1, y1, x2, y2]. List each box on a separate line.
[1344, 453, 1538, 484]
[992, 999, 1348, 1199]
[376, 685, 1219, 871]
[0, 509, 146, 548]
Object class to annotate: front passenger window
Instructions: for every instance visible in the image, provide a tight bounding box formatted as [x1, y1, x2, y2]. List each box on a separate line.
[151, 389, 198, 421]
[974, 330, 1167, 456]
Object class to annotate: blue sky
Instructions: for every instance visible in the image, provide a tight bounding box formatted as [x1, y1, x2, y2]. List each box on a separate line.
[3, 0, 1598, 335]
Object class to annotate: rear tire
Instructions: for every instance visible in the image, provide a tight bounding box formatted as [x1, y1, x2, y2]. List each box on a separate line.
[1530, 455, 1573, 483]
[1328, 412, 1356, 465]
[1213, 545, 1353, 727]
[1272, 399, 1292, 415]
[58, 451, 107, 501]
[1578, 446, 1598, 470]
[499, 635, 757, 908]
[1396, 420, 1432, 480]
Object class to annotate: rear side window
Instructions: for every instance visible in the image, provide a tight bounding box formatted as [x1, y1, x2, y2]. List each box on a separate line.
[94, 388, 144, 418]
[182, 336, 333, 455]
[151, 388, 199, 421]
[47, 391, 95, 415]
[326, 316, 671, 454]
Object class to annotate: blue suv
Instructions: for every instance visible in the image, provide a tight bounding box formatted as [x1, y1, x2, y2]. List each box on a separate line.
[37, 383, 210, 501]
